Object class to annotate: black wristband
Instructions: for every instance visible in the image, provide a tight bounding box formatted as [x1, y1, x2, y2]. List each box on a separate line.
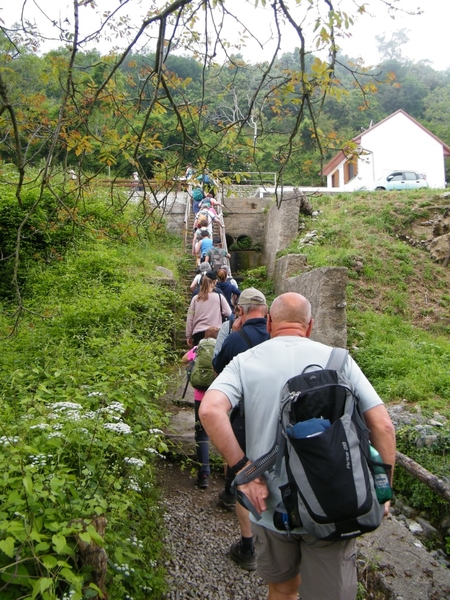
[229, 455, 249, 477]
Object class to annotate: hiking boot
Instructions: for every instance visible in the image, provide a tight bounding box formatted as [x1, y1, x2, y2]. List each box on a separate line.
[196, 474, 209, 489]
[229, 540, 256, 571]
[218, 488, 236, 511]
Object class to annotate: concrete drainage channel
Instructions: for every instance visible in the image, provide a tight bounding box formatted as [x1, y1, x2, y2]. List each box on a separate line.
[162, 371, 450, 599]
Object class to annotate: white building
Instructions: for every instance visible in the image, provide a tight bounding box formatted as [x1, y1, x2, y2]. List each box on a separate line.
[322, 110, 450, 190]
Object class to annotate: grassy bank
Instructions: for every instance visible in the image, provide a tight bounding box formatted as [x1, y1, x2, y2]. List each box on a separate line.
[0, 180, 186, 599]
[281, 189, 450, 550]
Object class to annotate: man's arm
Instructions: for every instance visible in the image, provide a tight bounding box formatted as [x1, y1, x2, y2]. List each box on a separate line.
[364, 403, 396, 516]
[201, 384, 270, 514]
[364, 404, 396, 476]
[212, 341, 228, 374]
[199, 390, 244, 467]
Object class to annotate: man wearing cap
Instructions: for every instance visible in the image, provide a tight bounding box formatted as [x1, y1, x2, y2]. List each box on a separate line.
[212, 287, 270, 571]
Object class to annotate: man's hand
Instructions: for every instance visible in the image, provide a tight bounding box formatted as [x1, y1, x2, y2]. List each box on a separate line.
[237, 478, 269, 514]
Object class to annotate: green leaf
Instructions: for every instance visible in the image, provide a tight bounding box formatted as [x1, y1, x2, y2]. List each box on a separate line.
[86, 524, 105, 546]
[78, 531, 91, 544]
[23, 476, 33, 495]
[49, 477, 65, 491]
[35, 542, 51, 552]
[32, 577, 53, 599]
[41, 555, 58, 569]
[56, 560, 71, 567]
[52, 533, 66, 554]
[0, 536, 15, 557]
[29, 528, 42, 542]
[1, 563, 30, 586]
[60, 566, 81, 586]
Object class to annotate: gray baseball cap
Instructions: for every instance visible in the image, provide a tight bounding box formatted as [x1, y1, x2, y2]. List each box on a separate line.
[238, 287, 266, 306]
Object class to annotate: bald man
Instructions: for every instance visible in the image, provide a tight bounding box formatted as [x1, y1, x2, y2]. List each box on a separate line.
[200, 292, 396, 600]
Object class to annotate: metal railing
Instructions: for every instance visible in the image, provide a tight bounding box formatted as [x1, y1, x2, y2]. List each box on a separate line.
[219, 171, 277, 187]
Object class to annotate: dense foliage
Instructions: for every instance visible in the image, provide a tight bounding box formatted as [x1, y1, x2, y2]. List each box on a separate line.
[0, 180, 185, 599]
[2, 2, 449, 197]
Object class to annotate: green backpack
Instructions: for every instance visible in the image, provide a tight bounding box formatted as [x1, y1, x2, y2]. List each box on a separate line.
[192, 187, 204, 202]
[190, 338, 216, 390]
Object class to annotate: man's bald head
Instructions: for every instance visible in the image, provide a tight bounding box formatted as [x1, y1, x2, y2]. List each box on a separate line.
[268, 293, 313, 337]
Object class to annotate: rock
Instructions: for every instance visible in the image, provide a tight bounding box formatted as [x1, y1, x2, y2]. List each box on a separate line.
[440, 515, 450, 529]
[416, 517, 438, 539]
[407, 520, 424, 535]
[429, 232, 450, 263]
[156, 266, 174, 277]
[416, 433, 439, 448]
[423, 434, 439, 448]
[429, 419, 445, 427]
[358, 515, 450, 599]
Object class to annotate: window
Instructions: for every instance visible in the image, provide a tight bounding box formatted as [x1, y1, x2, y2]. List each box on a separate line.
[344, 159, 358, 184]
[331, 170, 340, 187]
[389, 172, 403, 181]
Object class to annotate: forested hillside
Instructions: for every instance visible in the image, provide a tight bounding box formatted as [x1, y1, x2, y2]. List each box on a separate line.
[1, 24, 449, 188]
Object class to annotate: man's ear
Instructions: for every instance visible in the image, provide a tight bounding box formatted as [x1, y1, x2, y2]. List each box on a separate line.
[267, 313, 272, 334]
[305, 318, 314, 338]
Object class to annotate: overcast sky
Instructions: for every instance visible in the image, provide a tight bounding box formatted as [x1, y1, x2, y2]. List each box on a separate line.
[1, 0, 449, 72]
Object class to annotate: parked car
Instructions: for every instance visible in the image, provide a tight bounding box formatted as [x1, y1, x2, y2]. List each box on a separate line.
[374, 171, 429, 191]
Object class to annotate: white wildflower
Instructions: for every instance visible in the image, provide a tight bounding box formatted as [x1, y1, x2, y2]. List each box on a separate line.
[106, 401, 126, 414]
[83, 411, 97, 419]
[0, 436, 19, 445]
[128, 478, 141, 492]
[51, 402, 82, 411]
[104, 422, 132, 434]
[144, 447, 165, 458]
[124, 457, 145, 468]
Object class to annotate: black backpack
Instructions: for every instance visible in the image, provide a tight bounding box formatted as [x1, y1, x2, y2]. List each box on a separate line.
[234, 348, 392, 541]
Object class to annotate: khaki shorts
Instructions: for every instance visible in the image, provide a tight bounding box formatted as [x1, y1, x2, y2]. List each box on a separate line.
[251, 523, 357, 600]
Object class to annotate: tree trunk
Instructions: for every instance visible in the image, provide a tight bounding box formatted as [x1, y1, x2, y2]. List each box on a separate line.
[396, 451, 450, 503]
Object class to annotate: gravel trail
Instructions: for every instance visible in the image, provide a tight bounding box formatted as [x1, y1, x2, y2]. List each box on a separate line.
[159, 460, 268, 599]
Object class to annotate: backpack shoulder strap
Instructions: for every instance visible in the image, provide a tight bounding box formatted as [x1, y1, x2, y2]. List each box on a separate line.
[237, 328, 254, 348]
[325, 347, 348, 372]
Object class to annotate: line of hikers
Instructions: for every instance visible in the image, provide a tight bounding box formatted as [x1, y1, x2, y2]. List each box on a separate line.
[183, 283, 396, 600]
[182, 164, 395, 599]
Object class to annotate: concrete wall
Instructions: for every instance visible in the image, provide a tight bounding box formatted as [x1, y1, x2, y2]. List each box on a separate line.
[158, 189, 347, 348]
[154, 191, 188, 234]
[263, 191, 303, 278]
[283, 267, 348, 347]
[274, 254, 309, 295]
[154, 192, 274, 242]
[222, 197, 273, 245]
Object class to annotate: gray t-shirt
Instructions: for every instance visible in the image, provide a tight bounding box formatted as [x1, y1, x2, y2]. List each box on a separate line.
[208, 335, 384, 532]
